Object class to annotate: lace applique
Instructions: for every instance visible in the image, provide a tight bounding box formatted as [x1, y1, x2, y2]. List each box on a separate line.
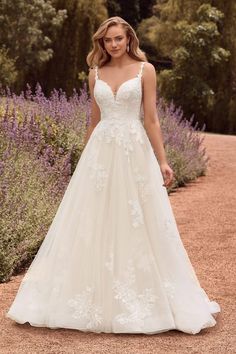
[129, 120, 145, 144]
[67, 286, 103, 329]
[133, 167, 151, 204]
[87, 149, 109, 191]
[112, 259, 158, 327]
[163, 280, 175, 299]
[92, 61, 146, 160]
[128, 199, 144, 228]
[92, 119, 145, 158]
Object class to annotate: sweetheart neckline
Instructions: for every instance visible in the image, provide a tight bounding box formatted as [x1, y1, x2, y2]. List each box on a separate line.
[96, 76, 140, 102]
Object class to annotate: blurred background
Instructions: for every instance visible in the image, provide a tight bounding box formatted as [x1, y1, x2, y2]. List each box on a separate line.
[0, 0, 235, 134]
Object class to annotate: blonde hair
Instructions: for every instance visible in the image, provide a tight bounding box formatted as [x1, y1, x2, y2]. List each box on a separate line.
[86, 16, 147, 68]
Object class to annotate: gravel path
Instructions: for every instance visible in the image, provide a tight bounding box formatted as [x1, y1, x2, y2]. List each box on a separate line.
[1, 132, 235, 354]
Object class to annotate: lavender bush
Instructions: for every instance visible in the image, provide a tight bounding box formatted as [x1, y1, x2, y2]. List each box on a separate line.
[0, 84, 208, 282]
[157, 98, 208, 187]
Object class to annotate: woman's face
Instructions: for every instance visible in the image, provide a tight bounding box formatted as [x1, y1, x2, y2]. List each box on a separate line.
[103, 24, 129, 58]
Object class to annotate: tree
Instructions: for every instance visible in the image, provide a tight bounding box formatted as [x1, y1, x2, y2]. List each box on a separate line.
[139, 0, 156, 19]
[106, 0, 121, 17]
[159, 4, 230, 129]
[107, 0, 140, 28]
[0, 48, 18, 87]
[0, 0, 67, 90]
[41, 0, 107, 95]
[107, 0, 156, 27]
[137, 0, 233, 133]
[210, 0, 236, 133]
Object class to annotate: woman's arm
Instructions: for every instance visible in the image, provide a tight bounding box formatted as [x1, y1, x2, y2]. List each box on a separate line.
[84, 67, 101, 146]
[142, 62, 174, 188]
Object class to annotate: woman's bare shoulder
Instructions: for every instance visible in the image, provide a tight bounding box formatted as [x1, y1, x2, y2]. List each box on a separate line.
[143, 62, 156, 82]
[143, 61, 156, 73]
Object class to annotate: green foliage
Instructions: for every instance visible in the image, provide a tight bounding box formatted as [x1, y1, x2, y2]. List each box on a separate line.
[0, 0, 67, 90]
[159, 4, 230, 127]
[0, 97, 88, 282]
[138, 0, 234, 132]
[210, 0, 236, 133]
[137, 15, 177, 64]
[41, 0, 107, 95]
[165, 146, 194, 187]
[0, 146, 63, 282]
[0, 48, 18, 86]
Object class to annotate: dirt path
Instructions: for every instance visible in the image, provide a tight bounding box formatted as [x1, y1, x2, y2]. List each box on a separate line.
[1, 132, 235, 354]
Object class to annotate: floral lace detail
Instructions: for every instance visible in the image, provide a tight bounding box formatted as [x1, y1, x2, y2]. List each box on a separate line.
[133, 167, 151, 204]
[163, 280, 175, 299]
[92, 62, 146, 159]
[112, 259, 158, 327]
[87, 148, 109, 191]
[128, 199, 144, 228]
[92, 119, 145, 159]
[94, 62, 145, 112]
[67, 286, 103, 329]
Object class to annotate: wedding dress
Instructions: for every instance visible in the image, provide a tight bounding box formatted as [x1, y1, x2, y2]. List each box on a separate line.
[6, 61, 220, 334]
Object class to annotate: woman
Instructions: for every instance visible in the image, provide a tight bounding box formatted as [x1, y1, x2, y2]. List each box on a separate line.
[6, 16, 220, 334]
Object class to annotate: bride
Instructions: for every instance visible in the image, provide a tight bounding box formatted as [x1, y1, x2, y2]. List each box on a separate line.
[6, 16, 220, 335]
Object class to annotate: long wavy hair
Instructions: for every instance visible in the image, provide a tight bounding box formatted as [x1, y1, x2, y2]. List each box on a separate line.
[86, 16, 147, 68]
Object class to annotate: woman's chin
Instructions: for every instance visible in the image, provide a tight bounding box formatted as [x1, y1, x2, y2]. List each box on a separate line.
[110, 51, 124, 58]
[109, 50, 123, 57]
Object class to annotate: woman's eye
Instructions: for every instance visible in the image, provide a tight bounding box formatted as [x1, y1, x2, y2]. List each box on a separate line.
[104, 37, 123, 43]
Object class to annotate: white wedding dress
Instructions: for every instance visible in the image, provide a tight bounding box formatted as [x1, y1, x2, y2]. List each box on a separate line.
[6, 61, 220, 334]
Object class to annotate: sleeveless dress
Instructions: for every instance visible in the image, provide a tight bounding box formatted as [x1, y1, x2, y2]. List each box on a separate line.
[6, 61, 220, 334]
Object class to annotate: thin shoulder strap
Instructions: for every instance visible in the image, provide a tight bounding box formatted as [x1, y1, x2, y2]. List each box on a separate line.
[138, 61, 145, 78]
[94, 65, 99, 80]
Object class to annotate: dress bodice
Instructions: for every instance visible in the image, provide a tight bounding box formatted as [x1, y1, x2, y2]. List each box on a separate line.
[93, 62, 145, 122]
[90, 62, 147, 159]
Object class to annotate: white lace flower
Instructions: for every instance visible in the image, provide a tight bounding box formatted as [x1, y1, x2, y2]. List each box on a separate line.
[87, 148, 109, 191]
[128, 199, 144, 228]
[133, 167, 151, 204]
[67, 286, 103, 329]
[163, 280, 175, 299]
[112, 259, 158, 328]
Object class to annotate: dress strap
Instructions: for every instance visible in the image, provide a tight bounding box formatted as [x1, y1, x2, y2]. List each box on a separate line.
[137, 61, 145, 78]
[94, 65, 99, 80]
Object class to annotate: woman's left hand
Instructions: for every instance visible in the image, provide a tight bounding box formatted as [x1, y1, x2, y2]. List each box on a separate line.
[160, 162, 175, 188]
